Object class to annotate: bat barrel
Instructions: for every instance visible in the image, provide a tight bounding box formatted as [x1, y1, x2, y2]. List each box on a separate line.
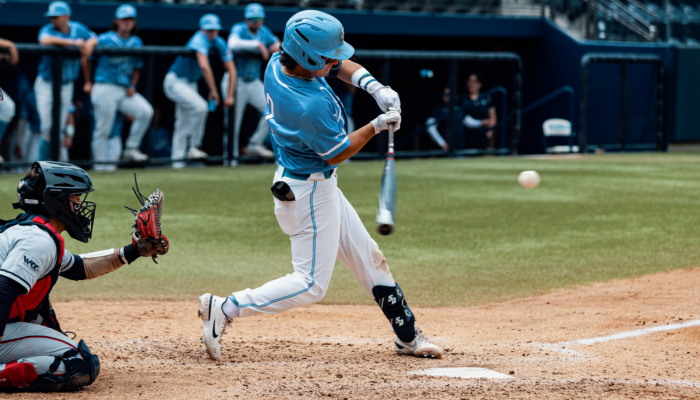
[376, 124, 396, 236]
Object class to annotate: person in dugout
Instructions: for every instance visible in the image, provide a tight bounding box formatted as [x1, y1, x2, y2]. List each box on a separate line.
[0, 162, 150, 392]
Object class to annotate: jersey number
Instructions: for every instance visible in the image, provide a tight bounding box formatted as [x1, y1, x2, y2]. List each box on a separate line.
[265, 92, 274, 121]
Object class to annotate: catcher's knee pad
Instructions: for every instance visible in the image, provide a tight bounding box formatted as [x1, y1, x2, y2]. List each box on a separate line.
[25, 340, 100, 393]
[372, 283, 416, 343]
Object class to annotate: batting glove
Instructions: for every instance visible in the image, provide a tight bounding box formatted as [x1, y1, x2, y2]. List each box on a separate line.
[371, 107, 401, 134]
[351, 68, 402, 113]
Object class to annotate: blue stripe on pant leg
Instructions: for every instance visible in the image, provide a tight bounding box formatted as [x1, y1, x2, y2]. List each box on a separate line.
[239, 181, 318, 309]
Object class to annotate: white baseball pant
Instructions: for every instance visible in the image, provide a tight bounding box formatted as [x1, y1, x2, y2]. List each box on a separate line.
[91, 83, 153, 170]
[163, 72, 208, 167]
[0, 322, 77, 387]
[221, 73, 269, 158]
[34, 77, 72, 149]
[231, 167, 396, 317]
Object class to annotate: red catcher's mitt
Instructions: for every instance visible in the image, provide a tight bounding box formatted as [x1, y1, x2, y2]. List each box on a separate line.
[125, 176, 169, 263]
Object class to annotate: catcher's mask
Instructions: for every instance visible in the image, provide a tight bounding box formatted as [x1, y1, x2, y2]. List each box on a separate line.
[14, 161, 96, 243]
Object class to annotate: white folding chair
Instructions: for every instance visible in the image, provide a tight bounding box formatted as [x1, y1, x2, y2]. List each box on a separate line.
[542, 118, 578, 154]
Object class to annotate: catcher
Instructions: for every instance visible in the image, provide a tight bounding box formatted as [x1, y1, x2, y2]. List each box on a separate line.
[0, 161, 168, 392]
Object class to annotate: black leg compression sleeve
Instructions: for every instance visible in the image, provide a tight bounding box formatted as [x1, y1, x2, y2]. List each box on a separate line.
[372, 283, 416, 343]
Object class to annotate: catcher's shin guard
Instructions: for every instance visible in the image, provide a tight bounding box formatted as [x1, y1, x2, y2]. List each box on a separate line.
[372, 283, 416, 343]
[17, 340, 100, 393]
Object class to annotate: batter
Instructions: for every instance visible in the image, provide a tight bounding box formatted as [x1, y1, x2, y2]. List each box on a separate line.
[88, 4, 153, 170]
[199, 10, 443, 361]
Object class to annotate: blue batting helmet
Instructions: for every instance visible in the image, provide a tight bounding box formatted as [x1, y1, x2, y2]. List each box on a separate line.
[281, 10, 354, 72]
[244, 3, 265, 19]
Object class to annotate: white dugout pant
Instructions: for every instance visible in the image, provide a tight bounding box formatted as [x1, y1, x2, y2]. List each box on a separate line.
[232, 168, 395, 317]
[35, 77, 72, 146]
[0, 323, 78, 380]
[163, 72, 208, 165]
[221, 74, 269, 158]
[0, 87, 15, 124]
[91, 82, 153, 169]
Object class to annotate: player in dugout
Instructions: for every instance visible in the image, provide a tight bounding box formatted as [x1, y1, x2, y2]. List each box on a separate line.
[198, 10, 444, 362]
[35, 1, 96, 163]
[222, 3, 280, 160]
[88, 4, 153, 170]
[0, 161, 169, 392]
[163, 13, 236, 169]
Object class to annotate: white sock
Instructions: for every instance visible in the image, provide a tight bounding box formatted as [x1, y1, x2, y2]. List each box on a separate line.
[222, 297, 239, 320]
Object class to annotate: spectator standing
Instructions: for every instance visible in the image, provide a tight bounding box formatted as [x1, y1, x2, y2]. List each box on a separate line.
[222, 3, 279, 159]
[35, 1, 96, 161]
[163, 14, 236, 169]
[461, 73, 496, 149]
[0, 37, 18, 164]
[88, 4, 153, 171]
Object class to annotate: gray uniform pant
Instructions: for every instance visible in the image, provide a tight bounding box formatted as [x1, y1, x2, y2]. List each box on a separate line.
[0, 323, 77, 381]
[221, 73, 269, 159]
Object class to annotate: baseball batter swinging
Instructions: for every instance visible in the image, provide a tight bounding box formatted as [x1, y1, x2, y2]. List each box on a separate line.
[199, 10, 443, 360]
[0, 162, 169, 392]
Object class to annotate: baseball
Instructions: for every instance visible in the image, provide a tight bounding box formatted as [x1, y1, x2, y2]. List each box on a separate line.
[518, 170, 540, 189]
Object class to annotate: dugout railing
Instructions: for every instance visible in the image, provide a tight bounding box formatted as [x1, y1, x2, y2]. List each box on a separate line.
[1, 45, 522, 168]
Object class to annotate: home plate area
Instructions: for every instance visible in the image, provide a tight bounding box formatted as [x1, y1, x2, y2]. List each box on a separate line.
[41, 267, 700, 399]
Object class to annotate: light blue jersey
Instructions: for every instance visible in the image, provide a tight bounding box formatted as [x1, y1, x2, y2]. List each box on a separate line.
[229, 22, 279, 82]
[169, 31, 232, 82]
[94, 31, 144, 87]
[264, 53, 349, 174]
[37, 21, 96, 82]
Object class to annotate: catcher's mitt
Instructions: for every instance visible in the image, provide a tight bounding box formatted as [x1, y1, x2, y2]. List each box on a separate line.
[125, 174, 169, 263]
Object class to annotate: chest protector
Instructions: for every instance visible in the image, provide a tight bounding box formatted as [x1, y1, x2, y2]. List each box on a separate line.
[0, 214, 64, 331]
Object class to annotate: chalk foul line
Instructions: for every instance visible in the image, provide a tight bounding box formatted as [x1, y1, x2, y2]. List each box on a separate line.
[561, 319, 700, 346]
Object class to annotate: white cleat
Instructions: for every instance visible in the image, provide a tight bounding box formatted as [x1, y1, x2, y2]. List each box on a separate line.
[198, 293, 232, 361]
[247, 143, 274, 158]
[187, 147, 209, 160]
[394, 327, 444, 359]
[122, 148, 149, 162]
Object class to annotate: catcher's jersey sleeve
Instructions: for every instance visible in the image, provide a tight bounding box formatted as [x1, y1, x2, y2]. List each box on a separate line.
[59, 249, 87, 281]
[0, 225, 57, 293]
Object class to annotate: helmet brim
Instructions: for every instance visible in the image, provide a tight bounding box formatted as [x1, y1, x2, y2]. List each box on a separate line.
[317, 42, 354, 61]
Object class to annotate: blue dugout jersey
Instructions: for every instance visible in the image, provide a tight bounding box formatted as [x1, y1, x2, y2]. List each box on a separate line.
[94, 32, 144, 87]
[263, 53, 349, 175]
[169, 30, 232, 82]
[37, 21, 96, 82]
[228, 23, 279, 81]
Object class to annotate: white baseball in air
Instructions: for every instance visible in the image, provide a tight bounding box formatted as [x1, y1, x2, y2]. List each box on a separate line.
[518, 170, 540, 189]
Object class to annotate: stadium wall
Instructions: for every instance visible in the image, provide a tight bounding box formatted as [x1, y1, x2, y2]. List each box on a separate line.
[2, 1, 689, 154]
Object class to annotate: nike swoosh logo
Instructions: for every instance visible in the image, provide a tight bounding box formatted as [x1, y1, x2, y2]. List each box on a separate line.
[212, 322, 218, 339]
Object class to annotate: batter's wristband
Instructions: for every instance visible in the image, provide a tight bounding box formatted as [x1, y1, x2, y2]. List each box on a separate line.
[121, 244, 141, 264]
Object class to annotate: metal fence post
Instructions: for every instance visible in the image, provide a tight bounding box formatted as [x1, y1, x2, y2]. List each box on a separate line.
[619, 62, 628, 151]
[51, 56, 62, 162]
[448, 60, 459, 153]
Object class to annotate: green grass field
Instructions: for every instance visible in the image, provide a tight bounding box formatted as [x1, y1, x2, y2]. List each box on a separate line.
[2, 153, 699, 306]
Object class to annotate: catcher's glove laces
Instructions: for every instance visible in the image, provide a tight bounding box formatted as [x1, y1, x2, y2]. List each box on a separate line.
[125, 174, 169, 263]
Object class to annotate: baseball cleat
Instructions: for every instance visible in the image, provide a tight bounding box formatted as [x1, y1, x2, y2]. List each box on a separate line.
[394, 327, 444, 359]
[187, 147, 209, 160]
[198, 293, 233, 361]
[247, 144, 274, 158]
[122, 148, 149, 162]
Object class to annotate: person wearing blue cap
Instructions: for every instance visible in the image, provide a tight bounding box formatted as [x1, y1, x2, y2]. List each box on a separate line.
[163, 13, 236, 169]
[87, 4, 153, 171]
[198, 10, 443, 363]
[35, 1, 96, 162]
[221, 3, 280, 160]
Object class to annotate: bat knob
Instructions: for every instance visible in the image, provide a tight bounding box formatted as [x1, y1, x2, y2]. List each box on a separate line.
[377, 224, 393, 236]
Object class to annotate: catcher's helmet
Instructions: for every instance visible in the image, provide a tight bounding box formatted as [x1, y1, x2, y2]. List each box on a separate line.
[281, 10, 354, 71]
[14, 162, 96, 243]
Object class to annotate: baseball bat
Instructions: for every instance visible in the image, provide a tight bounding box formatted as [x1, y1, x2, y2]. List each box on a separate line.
[376, 123, 396, 236]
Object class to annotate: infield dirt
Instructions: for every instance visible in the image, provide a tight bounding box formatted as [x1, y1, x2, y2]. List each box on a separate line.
[19, 267, 700, 399]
